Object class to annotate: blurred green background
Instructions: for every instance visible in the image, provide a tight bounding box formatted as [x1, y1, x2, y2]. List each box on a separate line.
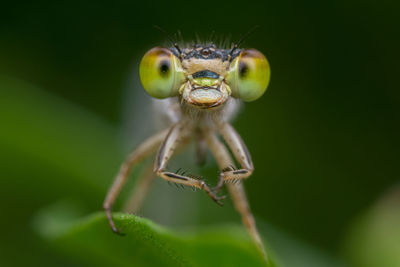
[1, 1, 399, 266]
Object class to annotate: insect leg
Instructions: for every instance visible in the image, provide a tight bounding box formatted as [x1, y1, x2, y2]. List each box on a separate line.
[154, 122, 224, 205]
[122, 161, 155, 214]
[204, 129, 267, 260]
[123, 129, 193, 214]
[103, 129, 169, 234]
[214, 122, 254, 190]
[228, 182, 267, 261]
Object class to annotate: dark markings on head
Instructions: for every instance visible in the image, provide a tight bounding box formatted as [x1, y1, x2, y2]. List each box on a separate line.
[169, 44, 242, 62]
[192, 70, 220, 79]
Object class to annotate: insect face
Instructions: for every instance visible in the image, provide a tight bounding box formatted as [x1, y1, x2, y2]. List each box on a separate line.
[139, 44, 270, 108]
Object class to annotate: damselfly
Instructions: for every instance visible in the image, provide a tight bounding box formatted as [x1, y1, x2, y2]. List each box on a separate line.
[104, 33, 271, 260]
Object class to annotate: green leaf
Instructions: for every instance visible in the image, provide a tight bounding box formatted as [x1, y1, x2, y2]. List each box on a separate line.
[344, 188, 400, 267]
[0, 76, 123, 266]
[34, 204, 276, 267]
[0, 76, 122, 195]
[260, 222, 345, 267]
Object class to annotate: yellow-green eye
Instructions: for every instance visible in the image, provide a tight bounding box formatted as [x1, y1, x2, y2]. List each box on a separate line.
[226, 49, 270, 102]
[139, 47, 184, 99]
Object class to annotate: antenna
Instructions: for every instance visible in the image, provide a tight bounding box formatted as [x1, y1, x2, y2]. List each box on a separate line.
[154, 25, 182, 56]
[229, 25, 259, 59]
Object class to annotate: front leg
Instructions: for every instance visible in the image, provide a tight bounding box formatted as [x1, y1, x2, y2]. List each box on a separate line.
[154, 122, 224, 205]
[203, 128, 267, 261]
[103, 129, 169, 234]
[214, 122, 254, 191]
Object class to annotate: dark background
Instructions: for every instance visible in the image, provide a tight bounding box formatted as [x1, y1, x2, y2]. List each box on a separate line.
[1, 1, 399, 266]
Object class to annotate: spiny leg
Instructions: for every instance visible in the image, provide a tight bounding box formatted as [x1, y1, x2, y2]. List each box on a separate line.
[204, 129, 268, 261]
[103, 129, 169, 234]
[154, 122, 224, 205]
[213, 122, 254, 191]
[116, 124, 191, 216]
[122, 161, 155, 214]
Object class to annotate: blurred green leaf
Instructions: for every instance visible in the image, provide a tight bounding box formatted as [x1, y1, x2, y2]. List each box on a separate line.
[35, 206, 277, 267]
[344, 187, 400, 267]
[0, 76, 123, 266]
[0, 76, 122, 194]
[259, 222, 345, 267]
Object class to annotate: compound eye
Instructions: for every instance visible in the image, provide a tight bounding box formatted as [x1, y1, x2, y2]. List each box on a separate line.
[227, 49, 270, 102]
[139, 47, 183, 99]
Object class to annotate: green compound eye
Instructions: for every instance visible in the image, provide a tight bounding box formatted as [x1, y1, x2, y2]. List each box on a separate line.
[226, 49, 271, 102]
[139, 47, 184, 99]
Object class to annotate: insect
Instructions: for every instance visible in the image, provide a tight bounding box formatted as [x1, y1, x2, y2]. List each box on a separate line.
[103, 32, 271, 260]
